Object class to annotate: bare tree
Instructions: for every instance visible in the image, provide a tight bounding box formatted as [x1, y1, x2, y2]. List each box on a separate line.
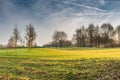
[87, 24, 95, 47]
[71, 34, 77, 46]
[19, 37, 25, 47]
[12, 25, 20, 48]
[74, 26, 87, 47]
[25, 24, 37, 48]
[81, 26, 87, 47]
[53, 31, 60, 48]
[7, 36, 15, 48]
[52, 31, 67, 48]
[75, 28, 82, 47]
[116, 25, 120, 45]
[101, 23, 114, 47]
[101, 23, 114, 38]
[94, 25, 101, 47]
[59, 31, 67, 48]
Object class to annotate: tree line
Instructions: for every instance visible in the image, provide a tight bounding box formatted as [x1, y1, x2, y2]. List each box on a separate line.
[44, 23, 120, 48]
[4, 23, 120, 48]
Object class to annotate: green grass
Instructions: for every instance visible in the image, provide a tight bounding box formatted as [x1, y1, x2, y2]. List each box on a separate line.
[0, 48, 120, 80]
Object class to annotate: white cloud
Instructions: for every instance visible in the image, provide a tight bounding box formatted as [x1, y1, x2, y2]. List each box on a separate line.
[100, 11, 113, 25]
[99, 0, 105, 5]
[64, 1, 106, 12]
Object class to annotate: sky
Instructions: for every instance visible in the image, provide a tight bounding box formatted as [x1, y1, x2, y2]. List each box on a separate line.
[0, 0, 120, 46]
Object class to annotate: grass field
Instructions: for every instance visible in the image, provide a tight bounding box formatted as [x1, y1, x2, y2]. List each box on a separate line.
[0, 48, 120, 80]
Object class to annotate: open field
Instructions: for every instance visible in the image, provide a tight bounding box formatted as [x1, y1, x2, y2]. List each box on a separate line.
[0, 48, 120, 80]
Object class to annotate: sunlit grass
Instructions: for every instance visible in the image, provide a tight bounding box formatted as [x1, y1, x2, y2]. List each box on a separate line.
[0, 48, 120, 80]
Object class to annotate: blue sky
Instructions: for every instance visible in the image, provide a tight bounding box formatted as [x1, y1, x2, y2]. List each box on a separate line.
[0, 0, 120, 46]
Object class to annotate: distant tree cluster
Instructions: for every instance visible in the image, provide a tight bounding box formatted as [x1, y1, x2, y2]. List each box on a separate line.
[44, 23, 120, 48]
[7, 24, 37, 48]
[43, 31, 72, 48]
[6, 23, 120, 48]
